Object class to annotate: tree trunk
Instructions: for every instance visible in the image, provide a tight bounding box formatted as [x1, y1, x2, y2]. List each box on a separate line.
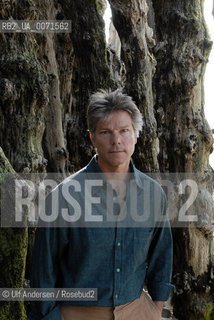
[109, 0, 159, 172]
[0, 148, 28, 319]
[50, 0, 114, 171]
[151, 0, 214, 318]
[0, 0, 213, 319]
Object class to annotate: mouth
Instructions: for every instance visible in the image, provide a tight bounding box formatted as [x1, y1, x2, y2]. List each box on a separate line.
[109, 150, 124, 153]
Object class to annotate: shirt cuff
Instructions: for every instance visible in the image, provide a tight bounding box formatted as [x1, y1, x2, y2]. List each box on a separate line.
[147, 282, 175, 301]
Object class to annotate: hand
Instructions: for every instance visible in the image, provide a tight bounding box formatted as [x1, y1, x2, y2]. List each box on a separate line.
[153, 301, 164, 313]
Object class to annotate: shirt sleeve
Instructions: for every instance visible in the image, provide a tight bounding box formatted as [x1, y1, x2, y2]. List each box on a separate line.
[146, 190, 174, 301]
[28, 192, 67, 320]
[28, 227, 61, 319]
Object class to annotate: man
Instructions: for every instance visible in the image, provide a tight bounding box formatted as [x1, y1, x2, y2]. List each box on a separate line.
[28, 89, 173, 320]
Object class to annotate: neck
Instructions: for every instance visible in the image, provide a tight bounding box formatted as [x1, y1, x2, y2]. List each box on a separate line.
[96, 158, 130, 199]
[97, 158, 130, 179]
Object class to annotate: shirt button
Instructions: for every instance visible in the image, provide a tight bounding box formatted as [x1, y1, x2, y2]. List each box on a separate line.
[116, 268, 121, 273]
[115, 294, 118, 299]
[117, 242, 121, 247]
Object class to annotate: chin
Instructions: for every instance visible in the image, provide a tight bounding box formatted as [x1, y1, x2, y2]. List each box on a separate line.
[109, 160, 126, 167]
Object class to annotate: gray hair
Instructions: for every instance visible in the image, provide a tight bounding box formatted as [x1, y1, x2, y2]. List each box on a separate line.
[87, 89, 143, 137]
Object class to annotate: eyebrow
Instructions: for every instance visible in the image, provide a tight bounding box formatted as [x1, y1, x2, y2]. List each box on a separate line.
[98, 124, 132, 130]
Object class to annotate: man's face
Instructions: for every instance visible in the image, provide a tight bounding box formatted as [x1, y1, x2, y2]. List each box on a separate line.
[90, 110, 137, 172]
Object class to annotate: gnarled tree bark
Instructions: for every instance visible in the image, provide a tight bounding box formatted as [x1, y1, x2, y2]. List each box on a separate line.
[151, 0, 213, 318]
[109, 0, 159, 172]
[0, 148, 28, 320]
[0, 0, 213, 319]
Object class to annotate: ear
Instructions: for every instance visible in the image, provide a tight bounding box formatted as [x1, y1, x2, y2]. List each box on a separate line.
[89, 132, 95, 147]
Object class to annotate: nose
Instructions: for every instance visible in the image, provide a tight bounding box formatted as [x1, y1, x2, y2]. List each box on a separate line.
[111, 132, 121, 145]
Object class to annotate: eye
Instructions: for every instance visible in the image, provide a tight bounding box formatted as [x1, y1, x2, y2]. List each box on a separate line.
[121, 128, 129, 133]
[100, 130, 109, 135]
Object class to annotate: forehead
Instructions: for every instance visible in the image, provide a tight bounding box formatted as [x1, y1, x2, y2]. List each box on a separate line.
[96, 110, 132, 129]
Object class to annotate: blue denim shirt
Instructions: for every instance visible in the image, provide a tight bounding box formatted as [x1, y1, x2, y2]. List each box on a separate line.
[28, 156, 173, 320]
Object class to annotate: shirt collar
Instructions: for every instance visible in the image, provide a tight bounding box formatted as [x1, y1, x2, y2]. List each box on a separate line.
[85, 155, 144, 190]
[85, 155, 102, 173]
[129, 159, 145, 190]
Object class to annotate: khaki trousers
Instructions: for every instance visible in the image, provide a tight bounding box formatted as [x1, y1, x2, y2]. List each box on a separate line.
[61, 291, 161, 320]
